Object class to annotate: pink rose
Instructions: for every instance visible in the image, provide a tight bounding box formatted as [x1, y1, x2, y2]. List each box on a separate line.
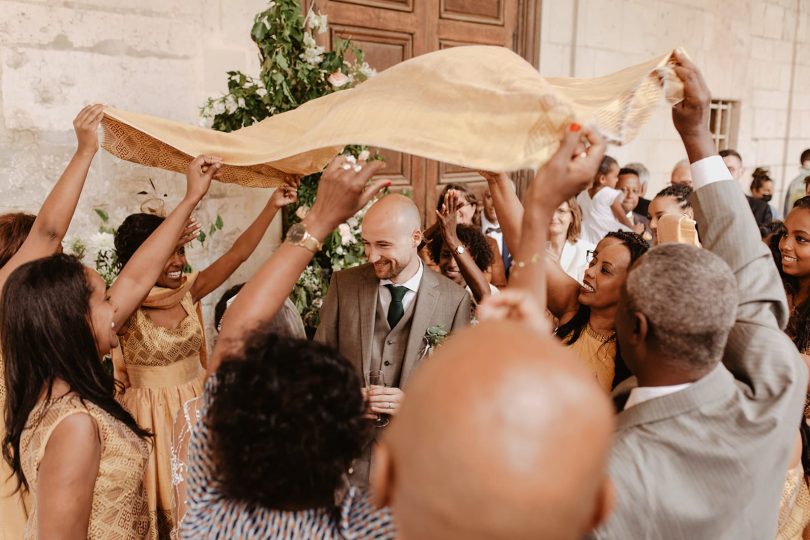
[328, 71, 351, 88]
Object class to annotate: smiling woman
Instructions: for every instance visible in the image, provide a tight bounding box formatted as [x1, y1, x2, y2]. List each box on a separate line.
[110, 182, 298, 536]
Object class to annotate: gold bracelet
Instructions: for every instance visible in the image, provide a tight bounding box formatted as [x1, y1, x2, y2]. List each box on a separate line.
[511, 252, 542, 270]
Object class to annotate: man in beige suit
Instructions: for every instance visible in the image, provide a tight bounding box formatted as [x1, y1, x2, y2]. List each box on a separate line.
[593, 51, 808, 538]
[316, 193, 471, 485]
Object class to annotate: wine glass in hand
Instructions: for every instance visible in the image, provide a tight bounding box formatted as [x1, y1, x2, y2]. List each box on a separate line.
[366, 370, 390, 428]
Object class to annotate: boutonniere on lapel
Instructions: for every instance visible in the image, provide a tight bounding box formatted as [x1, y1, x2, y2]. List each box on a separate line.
[419, 325, 449, 360]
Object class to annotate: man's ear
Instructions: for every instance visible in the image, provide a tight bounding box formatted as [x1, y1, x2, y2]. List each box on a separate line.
[412, 228, 423, 247]
[587, 476, 615, 532]
[370, 442, 394, 508]
[632, 311, 649, 345]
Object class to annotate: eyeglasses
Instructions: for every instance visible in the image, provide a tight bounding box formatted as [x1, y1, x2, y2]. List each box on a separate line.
[585, 250, 596, 264]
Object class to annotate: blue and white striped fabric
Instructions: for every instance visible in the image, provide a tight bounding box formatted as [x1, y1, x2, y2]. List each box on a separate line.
[178, 379, 396, 539]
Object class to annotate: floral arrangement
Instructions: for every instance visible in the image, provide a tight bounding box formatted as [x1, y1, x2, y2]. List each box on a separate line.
[201, 0, 378, 329]
[419, 325, 449, 360]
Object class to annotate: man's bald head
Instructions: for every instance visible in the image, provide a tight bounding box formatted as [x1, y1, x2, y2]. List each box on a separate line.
[362, 194, 423, 282]
[670, 159, 693, 187]
[373, 321, 615, 540]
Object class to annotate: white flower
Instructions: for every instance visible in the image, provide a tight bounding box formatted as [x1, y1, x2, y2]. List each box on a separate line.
[306, 8, 328, 34]
[358, 150, 370, 161]
[347, 217, 359, 229]
[328, 71, 351, 88]
[224, 95, 237, 114]
[301, 46, 324, 66]
[212, 100, 226, 115]
[335, 246, 344, 255]
[358, 62, 377, 78]
[237, 97, 246, 108]
[256, 87, 267, 97]
[303, 32, 317, 49]
[295, 205, 310, 220]
[338, 223, 353, 245]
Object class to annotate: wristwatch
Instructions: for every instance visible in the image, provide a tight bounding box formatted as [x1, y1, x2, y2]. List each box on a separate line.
[454, 245, 465, 256]
[285, 222, 323, 253]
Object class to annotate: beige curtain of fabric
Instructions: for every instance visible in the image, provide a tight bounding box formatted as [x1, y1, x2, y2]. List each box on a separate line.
[101, 46, 685, 188]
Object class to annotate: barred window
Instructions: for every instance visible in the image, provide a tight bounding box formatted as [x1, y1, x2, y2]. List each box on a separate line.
[709, 99, 739, 151]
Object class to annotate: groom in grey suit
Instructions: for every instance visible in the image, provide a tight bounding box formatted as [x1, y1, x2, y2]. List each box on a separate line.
[316, 193, 471, 485]
[593, 51, 808, 539]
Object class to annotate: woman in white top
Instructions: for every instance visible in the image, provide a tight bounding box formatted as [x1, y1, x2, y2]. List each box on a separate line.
[576, 155, 635, 244]
[547, 198, 594, 284]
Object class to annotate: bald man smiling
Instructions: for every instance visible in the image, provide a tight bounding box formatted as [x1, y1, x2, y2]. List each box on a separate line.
[315, 193, 471, 486]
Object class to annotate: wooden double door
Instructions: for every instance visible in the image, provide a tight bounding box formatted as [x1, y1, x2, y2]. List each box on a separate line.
[306, 0, 540, 224]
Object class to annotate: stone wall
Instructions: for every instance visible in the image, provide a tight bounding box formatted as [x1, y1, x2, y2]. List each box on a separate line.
[0, 0, 276, 340]
[539, 0, 810, 203]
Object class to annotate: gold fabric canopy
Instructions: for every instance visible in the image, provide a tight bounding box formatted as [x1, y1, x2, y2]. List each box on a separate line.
[101, 45, 684, 188]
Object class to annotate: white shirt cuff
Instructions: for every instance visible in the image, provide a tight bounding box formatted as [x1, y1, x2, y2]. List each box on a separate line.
[690, 155, 733, 189]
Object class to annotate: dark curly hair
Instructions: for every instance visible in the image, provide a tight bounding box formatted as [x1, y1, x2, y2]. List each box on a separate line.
[555, 230, 649, 389]
[114, 213, 165, 268]
[0, 213, 35, 268]
[654, 184, 693, 211]
[429, 224, 494, 271]
[207, 330, 371, 510]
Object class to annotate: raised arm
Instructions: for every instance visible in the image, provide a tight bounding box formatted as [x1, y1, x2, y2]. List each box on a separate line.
[0, 104, 104, 289]
[479, 171, 523, 256]
[109, 155, 218, 330]
[478, 126, 605, 331]
[673, 50, 805, 395]
[610, 195, 634, 229]
[511, 125, 606, 314]
[190, 181, 299, 302]
[435, 191, 491, 303]
[210, 157, 389, 375]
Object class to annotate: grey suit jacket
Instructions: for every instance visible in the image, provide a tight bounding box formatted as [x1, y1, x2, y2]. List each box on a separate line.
[314, 263, 472, 387]
[595, 181, 808, 539]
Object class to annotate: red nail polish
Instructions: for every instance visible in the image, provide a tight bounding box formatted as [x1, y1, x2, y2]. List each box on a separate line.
[569, 122, 581, 133]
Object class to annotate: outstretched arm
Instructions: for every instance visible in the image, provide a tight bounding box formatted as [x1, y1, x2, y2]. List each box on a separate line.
[479, 125, 606, 330]
[435, 191, 491, 303]
[190, 181, 299, 302]
[0, 104, 104, 288]
[510, 125, 606, 315]
[109, 155, 219, 330]
[209, 157, 389, 375]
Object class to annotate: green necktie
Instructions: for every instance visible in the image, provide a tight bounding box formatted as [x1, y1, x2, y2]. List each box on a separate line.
[385, 284, 409, 328]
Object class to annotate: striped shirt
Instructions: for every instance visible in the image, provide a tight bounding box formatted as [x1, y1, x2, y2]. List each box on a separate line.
[179, 379, 396, 539]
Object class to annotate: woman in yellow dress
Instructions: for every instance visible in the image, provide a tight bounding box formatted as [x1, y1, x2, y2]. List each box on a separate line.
[0, 104, 104, 539]
[112, 183, 298, 537]
[0, 154, 217, 539]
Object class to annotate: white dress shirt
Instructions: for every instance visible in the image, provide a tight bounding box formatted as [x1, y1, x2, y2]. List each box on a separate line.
[379, 261, 424, 314]
[481, 215, 504, 255]
[624, 383, 692, 410]
[690, 155, 733, 189]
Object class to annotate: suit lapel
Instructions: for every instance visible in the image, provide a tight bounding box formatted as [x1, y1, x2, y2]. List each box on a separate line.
[357, 265, 378, 376]
[400, 269, 440, 386]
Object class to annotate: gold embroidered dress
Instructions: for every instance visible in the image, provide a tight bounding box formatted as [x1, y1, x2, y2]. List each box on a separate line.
[20, 393, 151, 539]
[117, 281, 206, 539]
[0, 353, 31, 540]
[567, 325, 616, 393]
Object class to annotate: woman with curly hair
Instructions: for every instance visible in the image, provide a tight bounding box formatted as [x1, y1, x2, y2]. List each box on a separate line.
[1, 154, 216, 540]
[0, 105, 104, 537]
[112, 181, 299, 537]
[179, 155, 395, 538]
[431, 190, 497, 305]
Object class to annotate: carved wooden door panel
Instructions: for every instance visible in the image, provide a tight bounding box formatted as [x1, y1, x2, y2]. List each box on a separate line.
[307, 0, 523, 224]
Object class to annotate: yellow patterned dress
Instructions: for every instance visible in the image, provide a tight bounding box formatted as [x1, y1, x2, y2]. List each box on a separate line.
[20, 393, 151, 539]
[0, 352, 31, 540]
[118, 292, 205, 538]
[567, 325, 616, 393]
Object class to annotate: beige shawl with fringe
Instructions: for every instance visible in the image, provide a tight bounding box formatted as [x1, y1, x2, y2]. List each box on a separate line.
[101, 45, 685, 187]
